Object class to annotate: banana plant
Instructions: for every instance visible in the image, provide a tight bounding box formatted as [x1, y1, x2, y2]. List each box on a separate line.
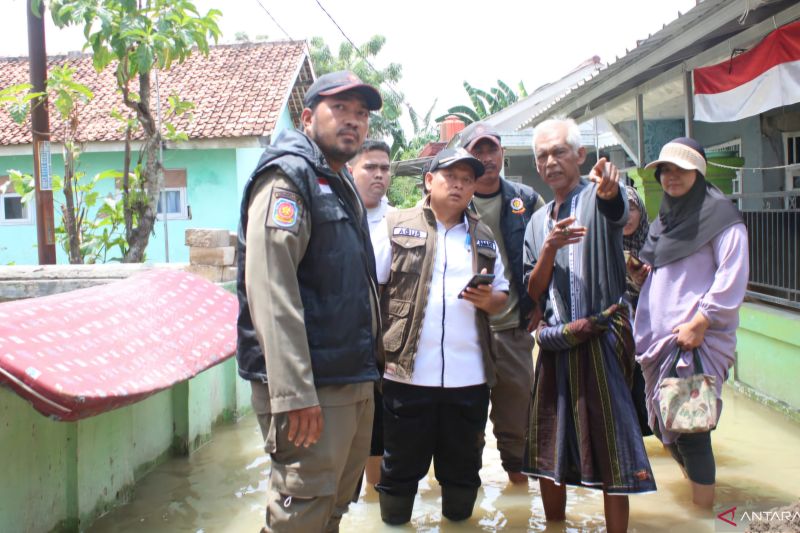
[436, 79, 528, 125]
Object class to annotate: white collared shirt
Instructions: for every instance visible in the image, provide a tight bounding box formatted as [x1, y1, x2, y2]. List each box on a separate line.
[366, 196, 394, 234]
[373, 215, 509, 387]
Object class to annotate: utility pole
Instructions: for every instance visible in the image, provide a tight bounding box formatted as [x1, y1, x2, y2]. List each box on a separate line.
[27, 0, 57, 264]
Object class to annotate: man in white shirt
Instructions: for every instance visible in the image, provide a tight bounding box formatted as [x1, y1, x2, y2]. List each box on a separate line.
[372, 148, 509, 525]
[351, 139, 394, 237]
[350, 139, 394, 487]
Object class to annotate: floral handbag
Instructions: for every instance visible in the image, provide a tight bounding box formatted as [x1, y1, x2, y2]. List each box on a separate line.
[658, 348, 717, 433]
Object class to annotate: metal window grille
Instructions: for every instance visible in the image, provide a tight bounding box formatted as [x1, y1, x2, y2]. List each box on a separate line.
[731, 190, 800, 309]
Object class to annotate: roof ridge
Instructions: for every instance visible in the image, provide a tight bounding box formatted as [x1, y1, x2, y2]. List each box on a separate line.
[0, 39, 309, 145]
[0, 39, 308, 61]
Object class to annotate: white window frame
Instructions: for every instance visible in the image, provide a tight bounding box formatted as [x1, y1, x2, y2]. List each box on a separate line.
[707, 138, 742, 207]
[783, 131, 800, 189]
[0, 191, 34, 225]
[156, 187, 189, 221]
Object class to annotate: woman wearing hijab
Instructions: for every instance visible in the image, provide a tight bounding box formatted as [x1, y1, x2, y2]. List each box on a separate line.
[622, 186, 650, 310]
[633, 137, 749, 508]
[622, 185, 653, 437]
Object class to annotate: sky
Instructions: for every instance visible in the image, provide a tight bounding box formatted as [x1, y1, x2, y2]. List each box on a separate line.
[1, 0, 698, 134]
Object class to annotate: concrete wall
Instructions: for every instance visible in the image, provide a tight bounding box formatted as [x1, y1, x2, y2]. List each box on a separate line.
[735, 302, 800, 420]
[0, 357, 252, 533]
[0, 265, 252, 532]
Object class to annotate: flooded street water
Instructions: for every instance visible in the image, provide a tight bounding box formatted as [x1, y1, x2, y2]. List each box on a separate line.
[89, 386, 800, 532]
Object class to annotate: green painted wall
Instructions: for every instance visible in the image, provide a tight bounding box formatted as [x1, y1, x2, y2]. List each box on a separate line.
[736, 302, 800, 411]
[0, 359, 253, 532]
[0, 390, 72, 532]
[0, 106, 296, 266]
[1, 148, 241, 265]
[235, 107, 295, 201]
[274, 106, 294, 138]
[152, 148, 239, 263]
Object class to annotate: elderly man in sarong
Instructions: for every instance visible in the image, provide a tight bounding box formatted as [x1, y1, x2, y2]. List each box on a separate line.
[522, 118, 656, 533]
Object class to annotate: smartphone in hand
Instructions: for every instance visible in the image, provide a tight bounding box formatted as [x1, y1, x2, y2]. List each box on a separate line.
[457, 273, 495, 299]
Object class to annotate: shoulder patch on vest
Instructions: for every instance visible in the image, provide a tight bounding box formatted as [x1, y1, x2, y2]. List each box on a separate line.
[266, 187, 303, 233]
[392, 227, 427, 239]
[476, 239, 496, 251]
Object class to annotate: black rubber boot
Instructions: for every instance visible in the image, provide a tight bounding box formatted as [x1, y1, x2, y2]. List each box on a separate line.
[379, 492, 415, 525]
[441, 485, 478, 522]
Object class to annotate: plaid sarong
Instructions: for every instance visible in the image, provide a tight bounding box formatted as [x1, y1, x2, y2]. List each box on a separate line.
[524, 304, 656, 494]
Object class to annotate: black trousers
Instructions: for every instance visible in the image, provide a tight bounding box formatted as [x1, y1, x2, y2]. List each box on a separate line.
[370, 386, 384, 456]
[377, 380, 490, 497]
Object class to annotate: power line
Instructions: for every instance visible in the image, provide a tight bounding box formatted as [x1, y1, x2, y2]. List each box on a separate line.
[253, 0, 293, 41]
[312, 0, 414, 116]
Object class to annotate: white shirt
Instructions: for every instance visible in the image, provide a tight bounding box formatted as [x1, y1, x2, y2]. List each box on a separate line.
[373, 215, 509, 387]
[366, 196, 394, 235]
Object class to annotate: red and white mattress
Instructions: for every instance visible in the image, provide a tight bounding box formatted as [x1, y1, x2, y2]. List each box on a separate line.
[0, 269, 237, 421]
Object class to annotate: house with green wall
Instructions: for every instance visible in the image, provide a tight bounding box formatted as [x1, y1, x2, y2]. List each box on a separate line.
[0, 40, 314, 264]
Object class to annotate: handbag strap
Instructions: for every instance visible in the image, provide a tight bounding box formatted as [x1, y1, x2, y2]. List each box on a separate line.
[668, 346, 705, 377]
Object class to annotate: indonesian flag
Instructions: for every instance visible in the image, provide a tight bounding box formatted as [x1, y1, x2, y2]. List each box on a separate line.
[693, 20, 800, 123]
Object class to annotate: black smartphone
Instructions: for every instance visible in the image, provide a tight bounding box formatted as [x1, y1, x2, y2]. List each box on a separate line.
[457, 273, 495, 298]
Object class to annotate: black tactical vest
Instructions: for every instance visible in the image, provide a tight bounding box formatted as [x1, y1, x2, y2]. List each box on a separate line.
[236, 129, 379, 386]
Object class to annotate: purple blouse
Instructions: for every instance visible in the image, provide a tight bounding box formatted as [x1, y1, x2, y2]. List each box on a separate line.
[634, 223, 749, 444]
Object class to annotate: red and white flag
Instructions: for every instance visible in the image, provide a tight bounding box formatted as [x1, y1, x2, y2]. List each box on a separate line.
[693, 20, 800, 123]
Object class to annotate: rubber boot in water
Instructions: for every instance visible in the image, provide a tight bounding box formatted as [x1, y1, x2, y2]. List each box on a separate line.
[378, 492, 415, 525]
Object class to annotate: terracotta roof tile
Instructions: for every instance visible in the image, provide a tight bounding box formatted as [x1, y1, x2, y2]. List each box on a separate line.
[0, 41, 308, 146]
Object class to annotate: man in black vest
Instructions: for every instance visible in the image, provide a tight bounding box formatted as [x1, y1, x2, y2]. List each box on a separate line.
[236, 71, 383, 532]
[460, 122, 545, 484]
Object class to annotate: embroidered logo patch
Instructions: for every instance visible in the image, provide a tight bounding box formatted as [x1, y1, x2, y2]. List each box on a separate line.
[272, 198, 298, 227]
[510, 197, 526, 214]
[266, 188, 303, 233]
[476, 239, 496, 251]
[393, 227, 427, 239]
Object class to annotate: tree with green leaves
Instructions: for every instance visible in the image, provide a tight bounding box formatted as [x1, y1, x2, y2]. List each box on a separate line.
[1, 66, 130, 263]
[40, 0, 221, 262]
[436, 80, 528, 125]
[308, 35, 407, 150]
[391, 99, 438, 161]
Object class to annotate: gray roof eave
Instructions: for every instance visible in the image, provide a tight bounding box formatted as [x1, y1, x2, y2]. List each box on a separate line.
[519, 0, 800, 128]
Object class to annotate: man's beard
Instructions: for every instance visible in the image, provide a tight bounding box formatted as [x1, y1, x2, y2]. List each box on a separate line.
[312, 131, 359, 168]
[325, 143, 358, 164]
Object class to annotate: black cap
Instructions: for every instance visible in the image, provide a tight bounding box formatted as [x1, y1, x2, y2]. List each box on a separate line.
[303, 70, 382, 111]
[428, 148, 485, 178]
[459, 122, 502, 150]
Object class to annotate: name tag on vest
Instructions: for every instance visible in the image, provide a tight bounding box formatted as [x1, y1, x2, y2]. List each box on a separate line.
[393, 227, 427, 239]
[476, 239, 496, 251]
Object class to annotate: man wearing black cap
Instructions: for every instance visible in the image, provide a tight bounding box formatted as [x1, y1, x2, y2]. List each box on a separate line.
[235, 70, 383, 532]
[460, 121, 544, 484]
[371, 148, 509, 524]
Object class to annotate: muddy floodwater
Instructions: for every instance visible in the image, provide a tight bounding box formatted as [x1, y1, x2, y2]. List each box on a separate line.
[89, 387, 800, 532]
